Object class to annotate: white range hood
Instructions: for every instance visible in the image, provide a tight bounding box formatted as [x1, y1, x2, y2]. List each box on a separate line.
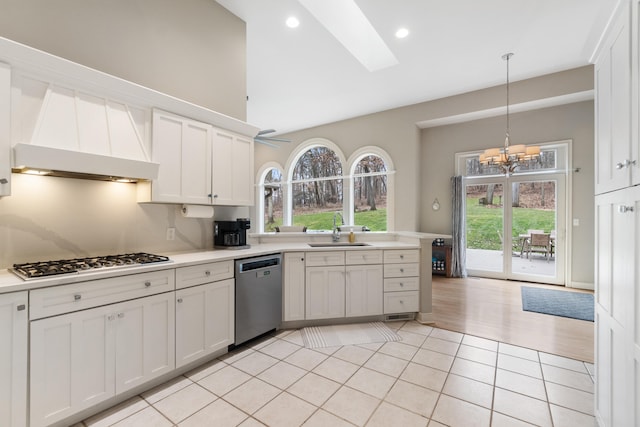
[12, 80, 159, 180]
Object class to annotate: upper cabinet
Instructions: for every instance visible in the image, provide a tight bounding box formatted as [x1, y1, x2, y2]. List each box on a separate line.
[594, 1, 634, 194]
[0, 62, 10, 196]
[139, 110, 255, 206]
[211, 128, 254, 206]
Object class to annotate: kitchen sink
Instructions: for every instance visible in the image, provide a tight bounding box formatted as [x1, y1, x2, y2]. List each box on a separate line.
[307, 242, 370, 247]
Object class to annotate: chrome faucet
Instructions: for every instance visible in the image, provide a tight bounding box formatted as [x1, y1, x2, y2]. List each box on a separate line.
[332, 211, 344, 242]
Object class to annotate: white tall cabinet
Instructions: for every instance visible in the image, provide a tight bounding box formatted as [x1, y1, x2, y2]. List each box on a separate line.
[593, 1, 640, 426]
[0, 291, 27, 427]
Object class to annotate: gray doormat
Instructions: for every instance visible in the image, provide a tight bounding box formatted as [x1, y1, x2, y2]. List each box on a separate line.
[521, 286, 594, 322]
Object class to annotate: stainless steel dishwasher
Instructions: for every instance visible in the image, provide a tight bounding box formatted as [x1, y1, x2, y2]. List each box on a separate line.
[234, 253, 283, 346]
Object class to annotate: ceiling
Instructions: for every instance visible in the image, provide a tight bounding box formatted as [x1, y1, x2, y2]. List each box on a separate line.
[216, 0, 617, 135]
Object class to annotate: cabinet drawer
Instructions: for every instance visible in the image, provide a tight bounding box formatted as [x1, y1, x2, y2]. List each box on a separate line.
[305, 251, 345, 267]
[30, 270, 175, 320]
[384, 277, 419, 292]
[384, 249, 420, 264]
[384, 291, 419, 314]
[384, 263, 420, 278]
[175, 260, 234, 289]
[345, 250, 383, 265]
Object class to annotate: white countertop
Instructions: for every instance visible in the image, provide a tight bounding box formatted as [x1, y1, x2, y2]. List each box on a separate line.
[0, 237, 438, 294]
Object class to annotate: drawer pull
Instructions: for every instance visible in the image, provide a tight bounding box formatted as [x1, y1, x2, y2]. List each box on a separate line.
[400, 254, 404, 259]
[108, 314, 115, 321]
[400, 268, 404, 273]
[144, 281, 151, 287]
[399, 300, 404, 304]
[400, 283, 404, 287]
[117, 313, 125, 319]
[205, 270, 211, 276]
[177, 298, 183, 303]
[17, 304, 26, 311]
[74, 294, 82, 301]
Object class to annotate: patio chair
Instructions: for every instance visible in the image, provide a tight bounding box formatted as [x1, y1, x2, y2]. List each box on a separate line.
[524, 233, 552, 261]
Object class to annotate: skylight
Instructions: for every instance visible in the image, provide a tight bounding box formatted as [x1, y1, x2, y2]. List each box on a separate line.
[297, 0, 398, 72]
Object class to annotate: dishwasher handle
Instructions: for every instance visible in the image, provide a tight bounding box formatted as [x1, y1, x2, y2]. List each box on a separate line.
[236, 255, 281, 273]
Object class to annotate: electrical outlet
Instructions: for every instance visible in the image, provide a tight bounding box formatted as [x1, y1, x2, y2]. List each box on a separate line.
[166, 227, 176, 240]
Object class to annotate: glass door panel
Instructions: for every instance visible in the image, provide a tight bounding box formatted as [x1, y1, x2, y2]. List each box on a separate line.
[465, 182, 504, 273]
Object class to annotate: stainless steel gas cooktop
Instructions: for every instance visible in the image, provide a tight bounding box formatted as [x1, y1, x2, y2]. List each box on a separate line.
[11, 252, 171, 280]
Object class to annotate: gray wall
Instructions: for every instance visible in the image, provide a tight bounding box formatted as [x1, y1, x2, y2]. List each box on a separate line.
[264, 66, 594, 286]
[0, 0, 247, 121]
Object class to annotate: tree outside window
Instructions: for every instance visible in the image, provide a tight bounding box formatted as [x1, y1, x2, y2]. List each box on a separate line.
[353, 155, 388, 231]
[263, 168, 283, 232]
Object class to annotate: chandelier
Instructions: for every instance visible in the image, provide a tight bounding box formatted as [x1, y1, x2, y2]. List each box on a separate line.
[479, 53, 540, 174]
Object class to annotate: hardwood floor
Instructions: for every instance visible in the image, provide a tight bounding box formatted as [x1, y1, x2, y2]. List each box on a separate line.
[431, 276, 594, 363]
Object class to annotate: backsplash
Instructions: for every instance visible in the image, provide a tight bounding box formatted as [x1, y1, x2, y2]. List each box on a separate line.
[0, 174, 248, 269]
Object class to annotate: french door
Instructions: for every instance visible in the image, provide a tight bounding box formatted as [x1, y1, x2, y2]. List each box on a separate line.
[465, 173, 566, 285]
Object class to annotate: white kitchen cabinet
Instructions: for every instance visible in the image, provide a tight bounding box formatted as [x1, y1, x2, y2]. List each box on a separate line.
[306, 266, 345, 320]
[383, 250, 420, 315]
[0, 291, 27, 427]
[345, 264, 383, 317]
[142, 109, 212, 204]
[594, 187, 638, 427]
[594, 1, 633, 194]
[29, 292, 175, 427]
[0, 62, 10, 197]
[283, 252, 306, 321]
[175, 278, 234, 368]
[211, 128, 254, 206]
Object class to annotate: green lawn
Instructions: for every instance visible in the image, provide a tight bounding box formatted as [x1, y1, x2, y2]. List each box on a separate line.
[265, 208, 387, 232]
[466, 197, 555, 250]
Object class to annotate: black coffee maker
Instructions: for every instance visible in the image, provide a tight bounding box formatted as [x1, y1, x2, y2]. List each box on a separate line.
[214, 218, 251, 248]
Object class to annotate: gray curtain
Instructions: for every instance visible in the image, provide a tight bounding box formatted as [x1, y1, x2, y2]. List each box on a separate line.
[450, 175, 467, 278]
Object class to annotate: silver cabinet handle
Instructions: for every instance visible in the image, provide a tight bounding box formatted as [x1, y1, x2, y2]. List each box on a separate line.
[616, 159, 637, 169]
[205, 270, 211, 277]
[619, 205, 635, 213]
[74, 294, 82, 301]
[144, 281, 151, 287]
[400, 268, 404, 273]
[117, 313, 125, 318]
[17, 304, 26, 311]
[108, 314, 115, 321]
[400, 254, 404, 259]
[0, 178, 7, 184]
[399, 283, 404, 287]
[177, 298, 183, 303]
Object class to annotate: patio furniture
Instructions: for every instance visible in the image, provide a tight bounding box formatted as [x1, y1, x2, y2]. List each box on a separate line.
[524, 233, 552, 261]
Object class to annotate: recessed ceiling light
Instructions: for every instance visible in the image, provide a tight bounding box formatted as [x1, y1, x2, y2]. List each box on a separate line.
[286, 16, 300, 28]
[395, 28, 409, 39]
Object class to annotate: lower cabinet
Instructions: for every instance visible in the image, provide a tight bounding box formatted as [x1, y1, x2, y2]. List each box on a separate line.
[175, 278, 234, 368]
[0, 291, 28, 427]
[306, 266, 346, 319]
[345, 264, 383, 317]
[29, 292, 175, 427]
[283, 252, 306, 321]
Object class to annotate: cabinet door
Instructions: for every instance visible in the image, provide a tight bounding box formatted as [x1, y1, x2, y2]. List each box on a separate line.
[175, 279, 234, 368]
[211, 128, 254, 206]
[284, 252, 306, 321]
[0, 291, 27, 427]
[114, 293, 175, 394]
[0, 62, 10, 196]
[345, 264, 383, 317]
[30, 305, 115, 427]
[595, 2, 632, 194]
[151, 110, 212, 204]
[595, 189, 637, 427]
[305, 266, 345, 319]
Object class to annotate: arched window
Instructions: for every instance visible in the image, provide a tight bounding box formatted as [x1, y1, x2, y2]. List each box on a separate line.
[290, 145, 344, 230]
[256, 140, 394, 232]
[256, 163, 284, 233]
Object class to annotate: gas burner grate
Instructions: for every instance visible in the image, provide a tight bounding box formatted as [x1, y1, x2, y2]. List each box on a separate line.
[11, 252, 170, 280]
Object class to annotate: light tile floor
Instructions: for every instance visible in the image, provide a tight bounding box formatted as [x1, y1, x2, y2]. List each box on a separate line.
[79, 321, 596, 427]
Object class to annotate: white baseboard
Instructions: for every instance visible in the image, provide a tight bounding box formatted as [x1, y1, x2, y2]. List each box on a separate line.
[568, 281, 594, 291]
[416, 312, 435, 324]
